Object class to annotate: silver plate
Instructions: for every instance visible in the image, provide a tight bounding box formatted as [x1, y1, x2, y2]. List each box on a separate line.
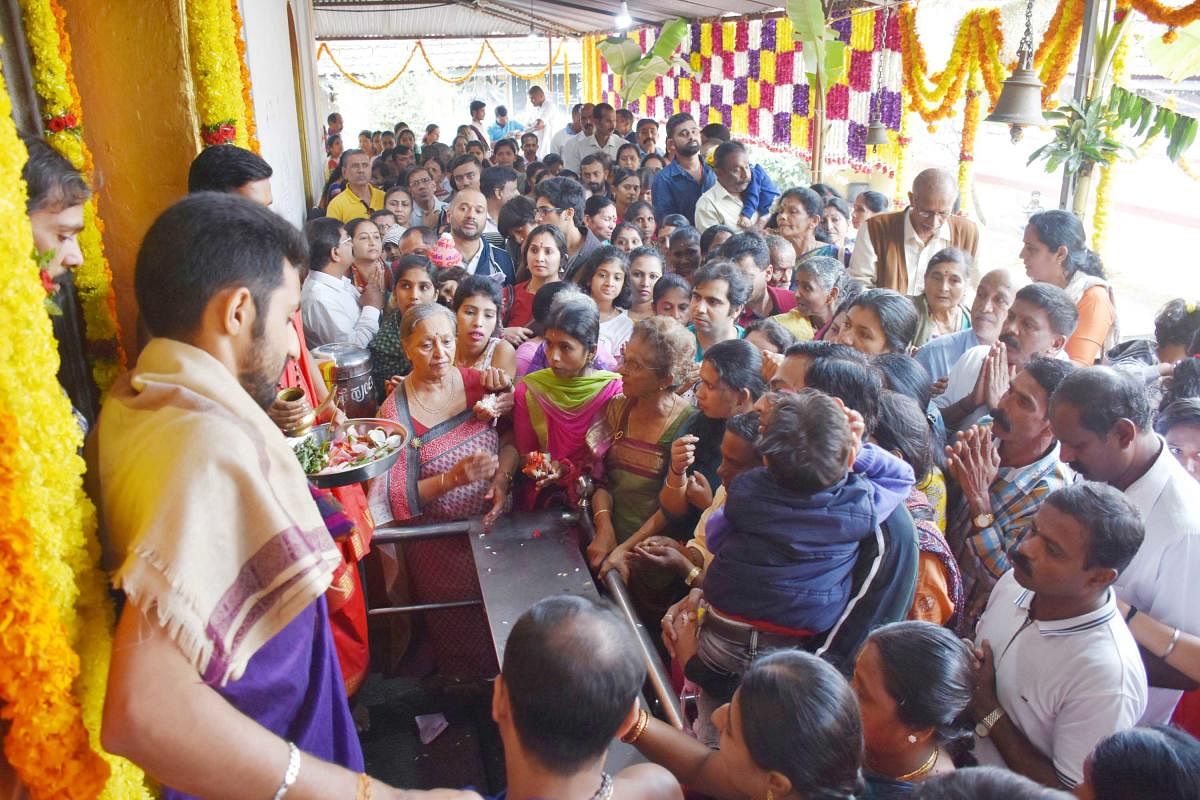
[296, 418, 408, 488]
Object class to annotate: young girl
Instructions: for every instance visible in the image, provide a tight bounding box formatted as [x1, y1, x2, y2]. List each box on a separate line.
[584, 195, 618, 243]
[575, 245, 634, 355]
[370, 254, 438, 398]
[624, 200, 658, 248]
[507, 224, 566, 330]
[611, 222, 643, 254]
[453, 275, 517, 378]
[627, 246, 664, 322]
[611, 167, 642, 222]
[652, 273, 691, 324]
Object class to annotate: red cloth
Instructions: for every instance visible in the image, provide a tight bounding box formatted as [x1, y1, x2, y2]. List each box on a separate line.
[278, 313, 374, 696]
[1172, 689, 1200, 739]
[507, 281, 536, 328]
[737, 284, 796, 327]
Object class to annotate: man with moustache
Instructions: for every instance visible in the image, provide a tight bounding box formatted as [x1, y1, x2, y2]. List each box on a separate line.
[1050, 367, 1200, 724]
[943, 357, 1076, 633]
[652, 113, 715, 225]
[937, 282, 1077, 433]
[565, 103, 622, 174]
[325, 149, 385, 223]
[449, 188, 515, 285]
[635, 117, 661, 156]
[578, 153, 610, 199]
[559, 102, 596, 171]
[915, 268, 1015, 384]
[970, 482, 1147, 790]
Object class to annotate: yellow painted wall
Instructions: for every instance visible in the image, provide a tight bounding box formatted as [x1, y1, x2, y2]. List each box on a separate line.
[62, 0, 198, 361]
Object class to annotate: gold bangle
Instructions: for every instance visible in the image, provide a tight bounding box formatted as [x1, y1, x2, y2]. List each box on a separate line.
[594, 508, 612, 517]
[666, 473, 685, 489]
[356, 773, 372, 800]
[621, 708, 649, 744]
[684, 566, 702, 587]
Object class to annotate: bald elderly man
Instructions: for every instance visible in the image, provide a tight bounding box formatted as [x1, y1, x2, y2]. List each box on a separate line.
[449, 188, 516, 285]
[849, 168, 980, 292]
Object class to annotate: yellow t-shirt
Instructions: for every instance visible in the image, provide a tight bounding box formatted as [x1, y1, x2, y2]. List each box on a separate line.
[769, 309, 815, 342]
[326, 185, 386, 223]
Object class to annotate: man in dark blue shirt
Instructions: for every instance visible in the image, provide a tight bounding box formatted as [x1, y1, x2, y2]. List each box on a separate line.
[652, 113, 715, 226]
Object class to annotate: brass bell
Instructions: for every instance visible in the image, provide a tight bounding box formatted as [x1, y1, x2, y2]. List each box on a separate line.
[865, 119, 890, 146]
[985, 66, 1046, 138]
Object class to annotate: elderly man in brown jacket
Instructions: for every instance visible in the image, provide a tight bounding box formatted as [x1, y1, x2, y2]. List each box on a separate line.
[849, 168, 979, 292]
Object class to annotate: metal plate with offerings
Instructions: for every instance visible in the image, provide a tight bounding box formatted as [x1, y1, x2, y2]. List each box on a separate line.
[292, 418, 408, 488]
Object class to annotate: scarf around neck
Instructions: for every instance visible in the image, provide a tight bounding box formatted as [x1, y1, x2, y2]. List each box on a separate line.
[96, 338, 341, 686]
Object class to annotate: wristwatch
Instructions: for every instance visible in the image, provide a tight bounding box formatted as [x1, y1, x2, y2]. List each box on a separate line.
[973, 512, 995, 529]
[975, 707, 1005, 738]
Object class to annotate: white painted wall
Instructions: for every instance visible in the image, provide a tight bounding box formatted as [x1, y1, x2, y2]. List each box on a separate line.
[239, 0, 325, 227]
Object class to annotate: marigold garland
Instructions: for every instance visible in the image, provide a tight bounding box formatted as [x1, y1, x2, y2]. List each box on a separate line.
[186, 0, 250, 148]
[17, 0, 125, 395]
[229, 0, 259, 153]
[317, 39, 566, 91]
[1092, 34, 1130, 258]
[1119, 0, 1200, 40]
[958, 75, 982, 217]
[0, 55, 151, 800]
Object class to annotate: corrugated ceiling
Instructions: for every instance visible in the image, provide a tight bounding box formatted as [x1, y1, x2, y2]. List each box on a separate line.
[312, 0, 789, 40]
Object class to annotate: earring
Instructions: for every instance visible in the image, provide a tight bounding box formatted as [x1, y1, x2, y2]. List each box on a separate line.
[765, 791, 774, 800]
[907, 734, 918, 744]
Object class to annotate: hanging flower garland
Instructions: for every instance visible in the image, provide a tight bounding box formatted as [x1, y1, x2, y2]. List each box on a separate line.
[958, 71, 983, 216]
[186, 0, 251, 147]
[17, 0, 125, 395]
[229, 0, 259, 153]
[1119, 0, 1200, 41]
[1091, 32, 1131, 258]
[316, 39, 566, 90]
[0, 54, 155, 799]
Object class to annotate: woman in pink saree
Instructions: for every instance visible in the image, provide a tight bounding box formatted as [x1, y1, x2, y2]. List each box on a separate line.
[514, 293, 623, 509]
[368, 303, 517, 678]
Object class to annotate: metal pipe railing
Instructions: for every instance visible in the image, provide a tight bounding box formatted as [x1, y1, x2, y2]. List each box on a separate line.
[367, 599, 482, 617]
[372, 519, 473, 545]
[575, 477, 685, 730]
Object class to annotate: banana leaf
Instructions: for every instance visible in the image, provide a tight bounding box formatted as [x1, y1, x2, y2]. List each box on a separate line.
[1141, 20, 1200, 83]
[596, 36, 644, 72]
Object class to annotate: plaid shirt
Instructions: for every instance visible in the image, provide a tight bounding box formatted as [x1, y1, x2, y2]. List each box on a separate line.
[952, 442, 1072, 634]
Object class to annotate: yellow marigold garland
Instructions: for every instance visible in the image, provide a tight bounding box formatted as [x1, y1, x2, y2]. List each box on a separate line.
[958, 73, 982, 217]
[185, 0, 250, 147]
[1092, 34, 1130, 258]
[229, 0, 259, 153]
[17, 0, 125, 394]
[893, 106, 912, 205]
[0, 55, 143, 799]
[0, 409, 109, 800]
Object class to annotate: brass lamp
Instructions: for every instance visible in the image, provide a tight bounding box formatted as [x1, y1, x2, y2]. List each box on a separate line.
[985, 0, 1046, 142]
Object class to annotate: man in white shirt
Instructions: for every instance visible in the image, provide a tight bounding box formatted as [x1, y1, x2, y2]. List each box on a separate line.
[938, 283, 1077, 433]
[465, 100, 489, 146]
[299, 218, 384, 347]
[564, 103, 621, 173]
[1049, 367, 1200, 724]
[524, 85, 558, 159]
[559, 103, 595, 171]
[970, 482, 1147, 790]
[848, 168, 980, 292]
[694, 141, 755, 232]
[549, 103, 583, 156]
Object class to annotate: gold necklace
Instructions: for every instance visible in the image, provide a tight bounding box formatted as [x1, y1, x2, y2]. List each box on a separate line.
[408, 378, 453, 415]
[895, 748, 938, 782]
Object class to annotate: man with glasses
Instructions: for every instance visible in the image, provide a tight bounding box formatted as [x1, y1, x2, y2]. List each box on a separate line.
[534, 176, 601, 281]
[406, 165, 448, 230]
[325, 149, 385, 223]
[848, 167, 979, 292]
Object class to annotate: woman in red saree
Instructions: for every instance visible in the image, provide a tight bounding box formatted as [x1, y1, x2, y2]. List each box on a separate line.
[368, 303, 517, 679]
[513, 292, 623, 509]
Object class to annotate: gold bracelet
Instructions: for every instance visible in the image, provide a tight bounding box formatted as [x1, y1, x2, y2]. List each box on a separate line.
[356, 773, 372, 800]
[621, 708, 650, 744]
[684, 566, 702, 587]
[594, 508, 612, 517]
[666, 472, 685, 489]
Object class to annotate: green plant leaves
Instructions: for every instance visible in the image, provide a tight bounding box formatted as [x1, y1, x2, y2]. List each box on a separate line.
[787, 0, 848, 87]
[1105, 84, 1198, 162]
[596, 18, 693, 104]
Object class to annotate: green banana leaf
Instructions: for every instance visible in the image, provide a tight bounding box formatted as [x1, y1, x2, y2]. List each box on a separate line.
[649, 18, 690, 62]
[1141, 20, 1200, 83]
[787, 0, 848, 87]
[597, 36, 644, 73]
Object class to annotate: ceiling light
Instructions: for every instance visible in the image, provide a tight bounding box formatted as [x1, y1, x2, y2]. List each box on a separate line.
[615, 1, 632, 30]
